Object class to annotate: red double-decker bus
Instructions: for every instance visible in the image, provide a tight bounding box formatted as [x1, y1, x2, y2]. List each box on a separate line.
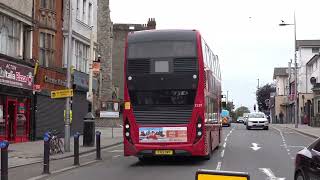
[123, 30, 222, 160]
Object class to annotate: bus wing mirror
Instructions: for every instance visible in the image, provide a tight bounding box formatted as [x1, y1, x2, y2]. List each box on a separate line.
[196, 169, 250, 180]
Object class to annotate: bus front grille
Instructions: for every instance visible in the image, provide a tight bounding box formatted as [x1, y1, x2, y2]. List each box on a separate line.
[133, 109, 192, 124]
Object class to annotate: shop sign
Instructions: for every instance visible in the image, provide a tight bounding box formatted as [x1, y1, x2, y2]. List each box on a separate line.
[18, 103, 25, 114]
[100, 111, 119, 118]
[0, 59, 34, 90]
[44, 76, 67, 87]
[51, 89, 73, 98]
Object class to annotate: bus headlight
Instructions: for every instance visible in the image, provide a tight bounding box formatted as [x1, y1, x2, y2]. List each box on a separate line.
[197, 131, 202, 136]
[125, 132, 130, 137]
[197, 123, 202, 128]
[128, 76, 132, 81]
[193, 74, 197, 79]
[125, 124, 130, 129]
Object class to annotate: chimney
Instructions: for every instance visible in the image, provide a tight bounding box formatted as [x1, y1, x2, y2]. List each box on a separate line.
[147, 18, 156, 30]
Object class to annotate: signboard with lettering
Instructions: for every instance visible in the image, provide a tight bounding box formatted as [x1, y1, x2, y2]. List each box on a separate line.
[51, 89, 73, 98]
[0, 59, 34, 90]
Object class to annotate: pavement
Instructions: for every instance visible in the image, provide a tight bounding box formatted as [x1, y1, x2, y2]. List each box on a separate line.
[271, 123, 320, 138]
[7, 127, 123, 169]
[25, 123, 317, 180]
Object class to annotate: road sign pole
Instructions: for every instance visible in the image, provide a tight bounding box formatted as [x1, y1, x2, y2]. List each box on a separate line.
[65, 0, 73, 152]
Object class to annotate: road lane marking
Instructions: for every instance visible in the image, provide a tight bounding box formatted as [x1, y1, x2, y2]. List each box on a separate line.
[113, 155, 121, 158]
[109, 149, 124, 153]
[223, 142, 226, 148]
[221, 150, 225, 158]
[259, 168, 286, 180]
[225, 137, 228, 142]
[250, 143, 261, 151]
[280, 145, 305, 148]
[216, 162, 222, 170]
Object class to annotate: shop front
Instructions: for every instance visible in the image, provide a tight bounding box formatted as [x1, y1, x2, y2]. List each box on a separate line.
[0, 58, 34, 143]
[34, 67, 67, 139]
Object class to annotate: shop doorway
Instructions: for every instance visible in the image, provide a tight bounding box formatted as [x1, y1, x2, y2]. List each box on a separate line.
[7, 99, 17, 142]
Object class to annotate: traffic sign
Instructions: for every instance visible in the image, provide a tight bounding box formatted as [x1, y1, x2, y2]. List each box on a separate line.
[51, 89, 73, 98]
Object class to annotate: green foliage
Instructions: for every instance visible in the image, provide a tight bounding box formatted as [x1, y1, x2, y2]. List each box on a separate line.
[235, 106, 250, 119]
[256, 83, 276, 112]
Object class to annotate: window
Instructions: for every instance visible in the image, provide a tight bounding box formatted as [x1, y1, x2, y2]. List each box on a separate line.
[313, 139, 320, 152]
[0, 14, 21, 58]
[75, 41, 89, 73]
[40, 0, 54, 10]
[39, 32, 55, 67]
[40, 0, 46, 8]
[82, 0, 87, 22]
[76, 0, 80, 19]
[312, 47, 319, 53]
[88, 3, 92, 26]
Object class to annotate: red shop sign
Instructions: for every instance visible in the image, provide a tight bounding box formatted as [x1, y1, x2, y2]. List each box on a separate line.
[0, 59, 34, 90]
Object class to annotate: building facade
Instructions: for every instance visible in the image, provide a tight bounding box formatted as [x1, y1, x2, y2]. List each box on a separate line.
[272, 68, 289, 123]
[0, 1, 34, 142]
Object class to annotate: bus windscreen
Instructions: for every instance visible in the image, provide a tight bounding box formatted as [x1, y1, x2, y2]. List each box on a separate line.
[128, 41, 197, 59]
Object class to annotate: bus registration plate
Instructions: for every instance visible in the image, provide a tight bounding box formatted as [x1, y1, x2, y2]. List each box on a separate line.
[155, 150, 173, 155]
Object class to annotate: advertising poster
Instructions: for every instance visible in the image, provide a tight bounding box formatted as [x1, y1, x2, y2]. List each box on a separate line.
[139, 127, 187, 143]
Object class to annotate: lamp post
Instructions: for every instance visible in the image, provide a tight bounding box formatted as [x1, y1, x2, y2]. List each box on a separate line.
[279, 11, 299, 128]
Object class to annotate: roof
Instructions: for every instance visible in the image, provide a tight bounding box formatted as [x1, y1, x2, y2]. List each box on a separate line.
[128, 29, 197, 43]
[296, 40, 320, 50]
[273, 67, 289, 79]
[307, 54, 319, 66]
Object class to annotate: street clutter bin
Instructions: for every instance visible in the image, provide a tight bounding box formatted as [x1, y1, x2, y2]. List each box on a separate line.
[83, 112, 95, 146]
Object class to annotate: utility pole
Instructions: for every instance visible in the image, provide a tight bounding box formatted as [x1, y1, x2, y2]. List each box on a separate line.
[64, 0, 73, 152]
[226, 91, 229, 104]
[294, 11, 299, 129]
[88, 27, 94, 112]
[257, 78, 260, 89]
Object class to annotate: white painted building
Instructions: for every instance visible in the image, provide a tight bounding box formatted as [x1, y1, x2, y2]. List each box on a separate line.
[296, 40, 320, 93]
[273, 68, 289, 96]
[63, 0, 98, 73]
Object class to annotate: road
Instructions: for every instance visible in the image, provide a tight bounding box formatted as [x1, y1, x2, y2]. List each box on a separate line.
[40, 124, 315, 180]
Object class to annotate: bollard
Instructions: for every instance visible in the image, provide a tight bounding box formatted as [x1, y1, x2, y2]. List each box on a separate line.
[0, 141, 9, 180]
[74, 132, 80, 166]
[96, 131, 101, 160]
[43, 132, 51, 174]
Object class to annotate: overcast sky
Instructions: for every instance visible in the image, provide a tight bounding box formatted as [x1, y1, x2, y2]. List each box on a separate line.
[110, 0, 320, 111]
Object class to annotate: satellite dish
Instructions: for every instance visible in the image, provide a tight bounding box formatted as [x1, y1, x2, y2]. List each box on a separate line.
[310, 77, 317, 85]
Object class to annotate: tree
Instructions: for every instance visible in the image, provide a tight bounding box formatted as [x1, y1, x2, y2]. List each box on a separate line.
[225, 102, 235, 112]
[235, 106, 250, 118]
[256, 83, 276, 112]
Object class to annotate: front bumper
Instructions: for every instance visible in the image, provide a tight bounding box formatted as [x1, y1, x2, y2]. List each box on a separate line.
[247, 122, 268, 128]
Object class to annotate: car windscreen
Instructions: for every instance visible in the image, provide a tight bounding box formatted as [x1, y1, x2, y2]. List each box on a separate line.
[249, 114, 265, 118]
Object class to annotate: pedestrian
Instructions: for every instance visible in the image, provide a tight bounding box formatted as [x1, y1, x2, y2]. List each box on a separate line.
[279, 111, 284, 124]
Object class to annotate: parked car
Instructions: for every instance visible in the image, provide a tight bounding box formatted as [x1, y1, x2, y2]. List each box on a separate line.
[295, 138, 320, 180]
[237, 117, 244, 123]
[246, 112, 268, 130]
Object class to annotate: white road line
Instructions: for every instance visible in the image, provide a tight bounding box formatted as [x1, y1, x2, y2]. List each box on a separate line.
[259, 168, 286, 180]
[216, 162, 222, 170]
[109, 149, 124, 153]
[224, 137, 228, 142]
[221, 150, 225, 158]
[223, 142, 226, 148]
[280, 145, 305, 148]
[113, 155, 121, 158]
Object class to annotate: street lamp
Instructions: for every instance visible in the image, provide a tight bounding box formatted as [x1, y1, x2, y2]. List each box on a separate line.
[279, 11, 299, 128]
